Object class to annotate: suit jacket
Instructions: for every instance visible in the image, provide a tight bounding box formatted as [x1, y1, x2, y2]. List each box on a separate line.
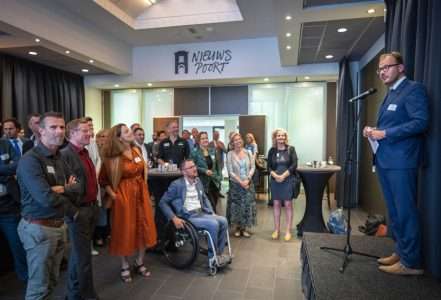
[0, 139, 20, 214]
[159, 177, 214, 221]
[190, 147, 222, 191]
[376, 78, 429, 169]
[60, 143, 92, 205]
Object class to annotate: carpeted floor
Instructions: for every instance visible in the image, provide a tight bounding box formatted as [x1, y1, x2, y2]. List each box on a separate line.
[302, 233, 441, 300]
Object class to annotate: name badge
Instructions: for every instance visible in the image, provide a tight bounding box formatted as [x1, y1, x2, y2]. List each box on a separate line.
[164, 142, 170, 147]
[387, 104, 397, 111]
[47, 166, 56, 174]
[134, 157, 142, 163]
[0, 153, 10, 161]
[178, 142, 184, 146]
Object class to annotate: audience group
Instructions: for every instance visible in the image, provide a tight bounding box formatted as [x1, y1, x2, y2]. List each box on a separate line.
[0, 114, 299, 300]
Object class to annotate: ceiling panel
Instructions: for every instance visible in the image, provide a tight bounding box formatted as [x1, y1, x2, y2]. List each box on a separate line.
[298, 16, 384, 64]
[303, 0, 374, 8]
[0, 46, 110, 75]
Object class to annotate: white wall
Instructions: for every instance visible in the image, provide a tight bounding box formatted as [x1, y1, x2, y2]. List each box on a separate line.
[85, 87, 103, 131]
[85, 37, 338, 87]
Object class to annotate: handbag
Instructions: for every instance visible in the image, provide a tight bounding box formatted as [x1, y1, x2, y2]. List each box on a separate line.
[292, 172, 301, 199]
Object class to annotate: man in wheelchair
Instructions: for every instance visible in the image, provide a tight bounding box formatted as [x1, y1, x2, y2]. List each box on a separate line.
[159, 159, 231, 267]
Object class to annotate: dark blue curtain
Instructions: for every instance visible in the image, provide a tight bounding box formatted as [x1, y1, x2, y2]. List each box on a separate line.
[335, 57, 357, 208]
[0, 54, 84, 130]
[385, 0, 441, 279]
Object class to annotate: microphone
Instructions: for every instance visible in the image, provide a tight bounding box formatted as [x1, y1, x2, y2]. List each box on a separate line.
[349, 88, 377, 102]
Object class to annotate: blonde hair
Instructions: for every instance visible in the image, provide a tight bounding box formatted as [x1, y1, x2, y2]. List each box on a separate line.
[245, 133, 256, 144]
[230, 132, 243, 150]
[272, 128, 289, 148]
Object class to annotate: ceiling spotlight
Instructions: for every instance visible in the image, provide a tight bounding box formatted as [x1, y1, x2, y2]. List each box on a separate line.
[161, 89, 167, 92]
[325, 54, 334, 59]
[28, 51, 38, 56]
[337, 28, 347, 33]
[264, 78, 269, 82]
[114, 84, 120, 88]
[206, 27, 213, 32]
[367, 8, 376, 14]
[65, 50, 70, 54]
[145, 0, 156, 5]
[81, 69, 89, 73]
[286, 45, 292, 50]
[304, 76, 310, 80]
[89, 59, 94, 63]
[35, 38, 40, 43]
[147, 83, 153, 87]
[286, 32, 292, 37]
[285, 15, 292, 21]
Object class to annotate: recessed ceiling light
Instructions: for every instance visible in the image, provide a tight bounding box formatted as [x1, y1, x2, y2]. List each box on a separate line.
[286, 32, 292, 37]
[147, 83, 153, 87]
[304, 76, 310, 80]
[337, 28, 347, 33]
[325, 54, 334, 59]
[65, 50, 70, 54]
[264, 78, 269, 82]
[89, 59, 94, 63]
[286, 45, 292, 50]
[35, 38, 40, 43]
[28, 51, 38, 56]
[81, 69, 89, 73]
[114, 84, 120, 88]
[367, 8, 376, 14]
[161, 89, 167, 92]
[206, 27, 213, 32]
[285, 15, 292, 21]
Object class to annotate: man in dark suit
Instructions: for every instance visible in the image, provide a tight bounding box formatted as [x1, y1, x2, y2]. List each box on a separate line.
[2, 118, 33, 156]
[61, 118, 99, 300]
[363, 52, 429, 276]
[0, 139, 27, 282]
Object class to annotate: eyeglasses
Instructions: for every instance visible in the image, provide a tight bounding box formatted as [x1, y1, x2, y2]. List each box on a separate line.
[376, 63, 400, 74]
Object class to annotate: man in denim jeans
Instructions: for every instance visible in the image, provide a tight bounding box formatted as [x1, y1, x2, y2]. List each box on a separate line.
[17, 112, 80, 300]
[0, 138, 27, 282]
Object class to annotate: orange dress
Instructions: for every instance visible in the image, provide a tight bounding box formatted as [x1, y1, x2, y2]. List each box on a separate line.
[100, 149, 157, 256]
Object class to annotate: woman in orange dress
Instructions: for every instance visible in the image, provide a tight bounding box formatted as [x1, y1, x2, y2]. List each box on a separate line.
[100, 123, 157, 283]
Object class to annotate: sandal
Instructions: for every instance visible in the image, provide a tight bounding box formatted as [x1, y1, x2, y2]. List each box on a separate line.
[120, 267, 132, 283]
[134, 260, 151, 277]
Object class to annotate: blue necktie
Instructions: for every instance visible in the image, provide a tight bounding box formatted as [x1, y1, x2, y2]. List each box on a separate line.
[12, 139, 21, 157]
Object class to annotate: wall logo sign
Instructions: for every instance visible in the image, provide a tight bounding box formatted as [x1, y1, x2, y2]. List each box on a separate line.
[174, 50, 232, 75]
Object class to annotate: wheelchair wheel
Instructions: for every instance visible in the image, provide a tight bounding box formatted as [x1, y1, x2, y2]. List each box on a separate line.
[208, 265, 217, 276]
[162, 221, 199, 269]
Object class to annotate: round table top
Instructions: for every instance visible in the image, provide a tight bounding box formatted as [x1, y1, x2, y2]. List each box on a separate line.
[297, 165, 341, 173]
[148, 168, 182, 178]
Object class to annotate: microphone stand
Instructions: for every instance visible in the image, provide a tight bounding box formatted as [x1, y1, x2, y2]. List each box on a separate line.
[320, 95, 379, 273]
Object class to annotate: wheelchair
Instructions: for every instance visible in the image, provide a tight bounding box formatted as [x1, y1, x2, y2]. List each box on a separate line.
[160, 219, 233, 276]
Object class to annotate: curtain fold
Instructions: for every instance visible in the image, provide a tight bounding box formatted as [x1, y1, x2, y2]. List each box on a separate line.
[0, 54, 84, 129]
[335, 57, 357, 208]
[385, 0, 441, 279]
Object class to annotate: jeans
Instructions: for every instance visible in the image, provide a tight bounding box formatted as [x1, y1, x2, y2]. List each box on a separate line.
[18, 219, 66, 300]
[66, 206, 98, 300]
[188, 213, 228, 258]
[0, 214, 28, 281]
